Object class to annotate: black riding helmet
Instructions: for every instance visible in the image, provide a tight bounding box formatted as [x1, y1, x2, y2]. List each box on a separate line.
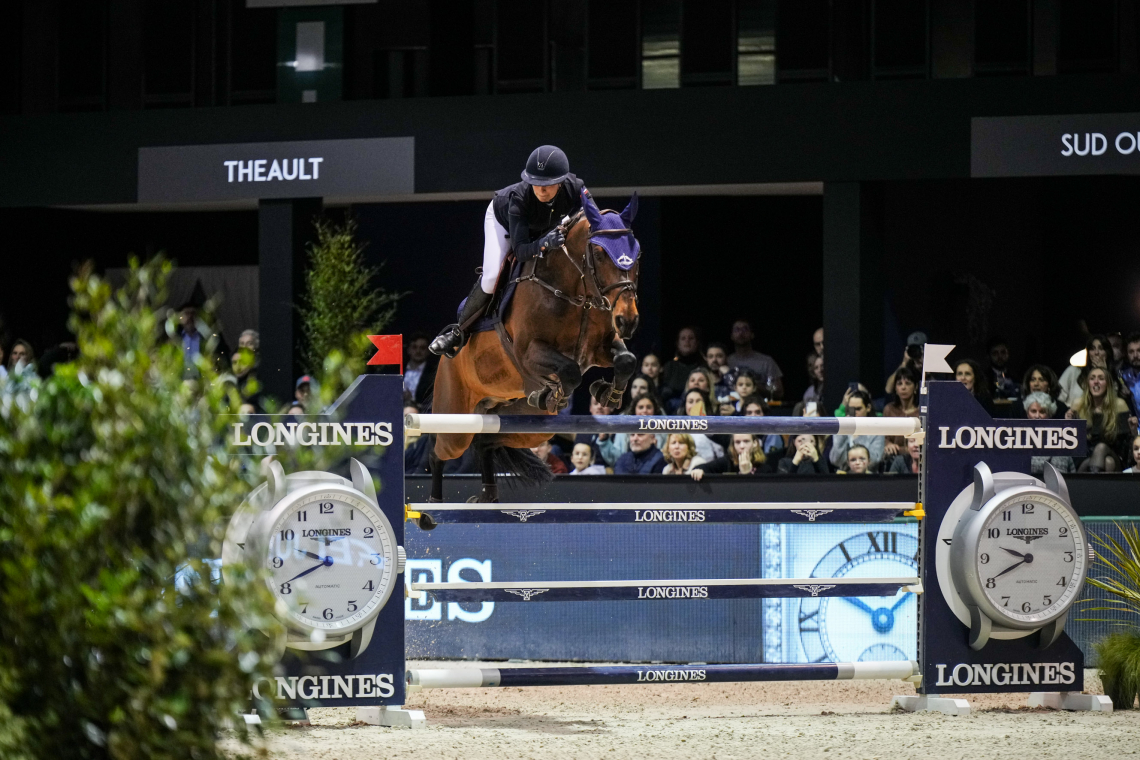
[520, 145, 570, 186]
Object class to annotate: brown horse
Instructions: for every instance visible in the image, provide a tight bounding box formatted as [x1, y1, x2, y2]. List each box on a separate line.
[429, 194, 642, 502]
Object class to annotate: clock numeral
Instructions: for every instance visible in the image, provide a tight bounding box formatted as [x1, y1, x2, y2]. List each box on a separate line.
[1047, 510, 1053, 520]
[363, 580, 375, 591]
[1059, 527, 1069, 537]
[347, 600, 358, 612]
[1021, 602, 1032, 613]
[985, 578, 996, 589]
[1043, 595, 1052, 606]
[296, 511, 307, 522]
[323, 608, 334, 620]
[363, 527, 375, 539]
[1021, 503, 1035, 514]
[320, 502, 334, 514]
[370, 553, 382, 566]
[1002, 510, 1012, 522]
[271, 557, 283, 569]
[1063, 551, 1074, 563]
[1057, 576, 1067, 586]
[350, 509, 354, 520]
[865, 531, 898, 554]
[279, 529, 295, 541]
[979, 553, 990, 564]
[280, 582, 292, 595]
[1001, 596, 1010, 607]
[837, 541, 852, 563]
[987, 528, 1000, 539]
[300, 604, 308, 614]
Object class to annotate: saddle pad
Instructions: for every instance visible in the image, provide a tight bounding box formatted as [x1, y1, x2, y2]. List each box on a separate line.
[460, 256, 523, 334]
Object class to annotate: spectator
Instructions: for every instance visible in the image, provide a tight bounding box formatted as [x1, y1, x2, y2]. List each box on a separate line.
[727, 320, 783, 399]
[1123, 434, 1140, 473]
[717, 399, 738, 416]
[679, 387, 725, 461]
[705, 341, 735, 398]
[640, 353, 662, 391]
[834, 382, 871, 416]
[838, 444, 872, 475]
[531, 439, 569, 474]
[576, 396, 621, 467]
[733, 368, 759, 407]
[1120, 333, 1140, 412]
[777, 434, 829, 475]
[231, 331, 261, 410]
[659, 328, 704, 403]
[173, 303, 228, 379]
[1107, 331, 1125, 365]
[36, 342, 78, 379]
[691, 434, 771, 480]
[403, 332, 438, 408]
[985, 338, 1019, 400]
[613, 432, 666, 474]
[661, 434, 707, 475]
[1010, 365, 1068, 419]
[612, 393, 668, 457]
[813, 327, 824, 358]
[882, 366, 919, 457]
[683, 366, 717, 399]
[888, 437, 922, 475]
[829, 390, 885, 472]
[628, 373, 652, 400]
[886, 332, 926, 395]
[1066, 366, 1135, 472]
[803, 353, 824, 405]
[1059, 334, 1111, 407]
[1022, 392, 1075, 477]
[955, 359, 994, 415]
[6, 339, 34, 377]
[569, 442, 607, 475]
[741, 395, 785, 457]
[295, 375, 318, 412]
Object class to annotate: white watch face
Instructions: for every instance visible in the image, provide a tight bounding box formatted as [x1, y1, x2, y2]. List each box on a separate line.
[975, 491, 1086, 625]
[266, 489, 396, 633]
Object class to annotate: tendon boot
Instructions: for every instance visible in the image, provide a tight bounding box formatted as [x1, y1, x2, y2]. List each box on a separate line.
[429, 281, 493, 359]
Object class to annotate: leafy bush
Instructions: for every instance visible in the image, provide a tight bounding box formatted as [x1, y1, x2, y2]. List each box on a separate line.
[1084, 522, 1140, 709]
[0, 259, 281, 759]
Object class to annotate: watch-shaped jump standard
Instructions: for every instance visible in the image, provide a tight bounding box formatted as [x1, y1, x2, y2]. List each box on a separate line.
[222, 458, 405, 659]
[944, 461, 1090, 651]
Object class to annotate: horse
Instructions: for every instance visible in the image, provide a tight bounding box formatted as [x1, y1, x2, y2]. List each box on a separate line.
[428, 193, 642, 503]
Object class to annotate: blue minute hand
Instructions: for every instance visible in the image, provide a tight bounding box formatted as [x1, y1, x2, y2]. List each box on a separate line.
[283, 558, 331, 585]
[841, 597, 876, 615]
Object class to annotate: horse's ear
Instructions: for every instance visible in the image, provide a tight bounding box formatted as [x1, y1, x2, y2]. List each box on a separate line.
[582, 189, 603, 229]
[620, 192, 639, 226]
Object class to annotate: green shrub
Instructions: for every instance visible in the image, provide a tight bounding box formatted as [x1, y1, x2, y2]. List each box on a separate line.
[0, 259, 281, 759]
[1083, 522, 1140, 709]
[1094, 629, 1140, 710]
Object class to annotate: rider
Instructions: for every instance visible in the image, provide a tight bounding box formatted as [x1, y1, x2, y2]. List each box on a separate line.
[429, 145, 590, 358]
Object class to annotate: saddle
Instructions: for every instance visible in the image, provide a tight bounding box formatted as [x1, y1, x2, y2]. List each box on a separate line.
[461, 254, 522, 335]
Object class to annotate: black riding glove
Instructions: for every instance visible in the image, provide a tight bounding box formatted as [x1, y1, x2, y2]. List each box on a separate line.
[537, 228, 565, 256]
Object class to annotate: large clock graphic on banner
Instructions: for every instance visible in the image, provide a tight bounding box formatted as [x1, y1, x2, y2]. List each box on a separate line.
[798, 530, 919, 663]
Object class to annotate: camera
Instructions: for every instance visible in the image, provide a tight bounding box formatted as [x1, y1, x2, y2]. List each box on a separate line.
[906, 343, 923, 360]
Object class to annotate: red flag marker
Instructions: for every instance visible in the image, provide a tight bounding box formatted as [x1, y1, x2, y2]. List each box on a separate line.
[367, 334, 403, 373]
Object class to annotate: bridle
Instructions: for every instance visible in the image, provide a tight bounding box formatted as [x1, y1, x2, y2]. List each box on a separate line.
[512, 210, 639, 314]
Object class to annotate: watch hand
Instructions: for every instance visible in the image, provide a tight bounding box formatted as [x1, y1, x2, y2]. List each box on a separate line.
[283, 558, 332, 584]
[890, 594, 912, 612]
[310, 535, 350, 544]
[295, 548, 325, 561]
[1000, 546, 1026, 559]
[994, 559, 1026, 578]
[841, 596, 876, 615]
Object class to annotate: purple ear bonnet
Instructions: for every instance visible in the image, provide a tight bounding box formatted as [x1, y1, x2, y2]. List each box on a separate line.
[583, 191, 640, 271]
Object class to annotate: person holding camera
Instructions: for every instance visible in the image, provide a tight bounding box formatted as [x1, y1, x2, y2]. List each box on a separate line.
[886, 331, 926, 396]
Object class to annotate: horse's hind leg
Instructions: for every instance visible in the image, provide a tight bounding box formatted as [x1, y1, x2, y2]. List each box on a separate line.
[429, 447, 444, 503]
[476, 441, 499, 503]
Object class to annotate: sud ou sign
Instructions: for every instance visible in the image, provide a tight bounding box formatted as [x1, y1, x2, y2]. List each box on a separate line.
[405, 559, 493, 623]
[1060, 132, 1140, 156]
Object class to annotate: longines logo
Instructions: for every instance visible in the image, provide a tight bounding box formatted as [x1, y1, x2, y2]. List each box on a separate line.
[937, 425, 1078, 450]
[1007, 528, 1048, 543]
[638, 418, 708, 432]
[636, 668, 707, 683]
[252, 674, 395, 700]
[231, 422, 395, 447]
[303, 528, 351, 538]
[224, 157, 323, 183]
[634, 510, 706, 523]
[934, 661, 1075, 687]
[636, 585, 709, 599]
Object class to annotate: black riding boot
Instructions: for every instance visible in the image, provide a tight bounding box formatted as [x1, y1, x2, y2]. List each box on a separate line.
[429, 281, 493, 358]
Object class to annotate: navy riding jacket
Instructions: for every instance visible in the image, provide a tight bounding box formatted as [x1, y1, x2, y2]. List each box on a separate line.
[492, 174, 588, 262]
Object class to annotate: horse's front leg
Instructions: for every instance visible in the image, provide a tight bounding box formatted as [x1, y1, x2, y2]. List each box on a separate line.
[590, 337, 637, 409]
[521, 340, 582, 413]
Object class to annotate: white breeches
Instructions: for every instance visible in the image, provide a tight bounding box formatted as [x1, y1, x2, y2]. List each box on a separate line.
[481, 200, 511, 294]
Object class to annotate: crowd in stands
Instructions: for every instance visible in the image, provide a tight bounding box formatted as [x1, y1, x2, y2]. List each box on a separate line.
[403, 321, 1140, 477]
[4, 306, 1140, 477]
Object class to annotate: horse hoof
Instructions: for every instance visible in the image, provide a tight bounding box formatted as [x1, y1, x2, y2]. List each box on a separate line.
[466, 495, 500, 504]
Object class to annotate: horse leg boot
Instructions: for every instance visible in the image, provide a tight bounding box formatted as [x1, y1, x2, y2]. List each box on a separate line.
[475, 444, 499, 503]
[523, 341, 583, 413]
[428, 447, 445, 502]
[429, 276, 493, 359]
[590, 338, 638, 409]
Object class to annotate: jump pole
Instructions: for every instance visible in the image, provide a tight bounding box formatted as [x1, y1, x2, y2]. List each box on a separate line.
[405, 413, 922, 438]
[408, 661, 920, 690]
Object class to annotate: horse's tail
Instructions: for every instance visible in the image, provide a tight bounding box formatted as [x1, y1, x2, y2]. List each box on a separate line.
[472, 435, 554, 488]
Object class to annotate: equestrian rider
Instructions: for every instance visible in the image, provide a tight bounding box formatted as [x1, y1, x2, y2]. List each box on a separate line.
[429, 145, 590, 358]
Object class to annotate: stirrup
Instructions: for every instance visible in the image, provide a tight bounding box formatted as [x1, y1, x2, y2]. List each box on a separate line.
[429, 324, 465, 359]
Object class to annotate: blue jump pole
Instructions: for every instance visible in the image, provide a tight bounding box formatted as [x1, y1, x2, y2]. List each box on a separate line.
[405, 413, 921, 437]
[408, 661, 919, 689]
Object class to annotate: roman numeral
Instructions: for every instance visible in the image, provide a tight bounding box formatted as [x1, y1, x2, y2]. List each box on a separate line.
[865, 531, 898, 554]
[838, 542, 852, 563]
